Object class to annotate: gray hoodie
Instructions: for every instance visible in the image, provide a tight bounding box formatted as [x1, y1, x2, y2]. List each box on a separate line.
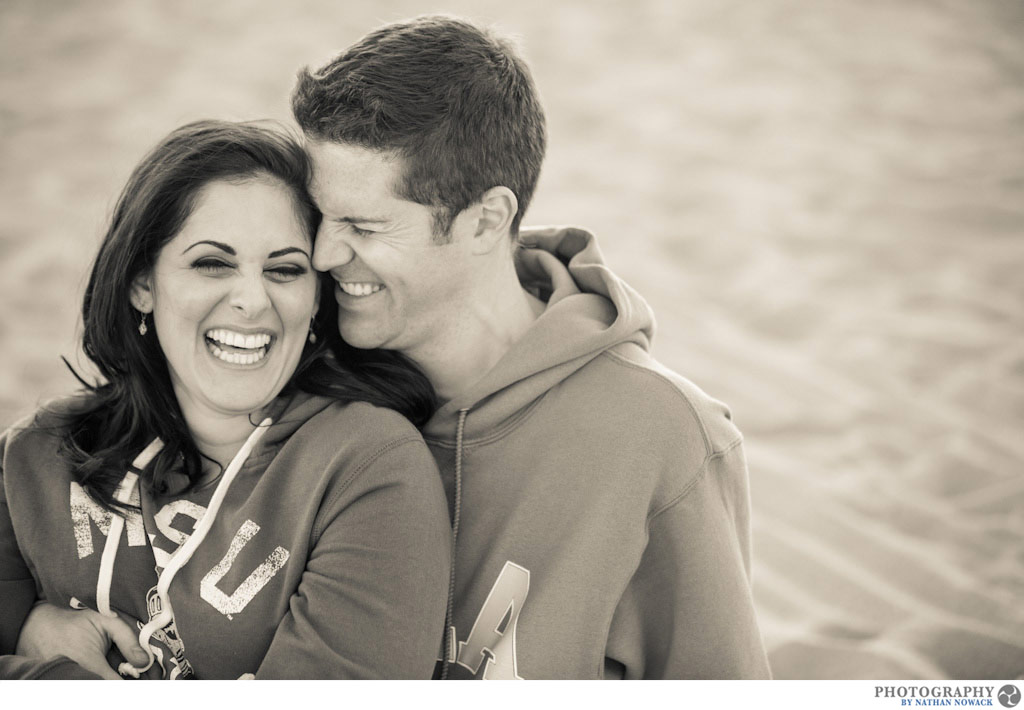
[426, 226, 771, 679]
[1, 392, 450, 678]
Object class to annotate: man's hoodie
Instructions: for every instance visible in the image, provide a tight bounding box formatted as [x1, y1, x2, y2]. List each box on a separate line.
[0, 392, 450, 679]
[426, 226, 770, 679]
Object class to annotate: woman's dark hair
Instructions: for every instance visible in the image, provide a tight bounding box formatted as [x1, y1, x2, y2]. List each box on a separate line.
[59, 119, 436, 511]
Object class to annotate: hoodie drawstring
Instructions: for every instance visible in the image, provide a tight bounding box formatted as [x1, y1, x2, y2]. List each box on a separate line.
[96, 439, 164, 618]
[439, 407, 468, 680]
[121, 418, 273, 678]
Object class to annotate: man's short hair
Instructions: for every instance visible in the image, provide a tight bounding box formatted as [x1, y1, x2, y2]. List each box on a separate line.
[292, 15, 547, 240]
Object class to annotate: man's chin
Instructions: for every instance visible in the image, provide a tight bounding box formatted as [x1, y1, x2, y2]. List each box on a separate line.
[338, 321, 390, 351]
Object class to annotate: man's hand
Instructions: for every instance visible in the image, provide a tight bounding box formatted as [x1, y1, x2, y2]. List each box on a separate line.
[15, 602, 149, 680]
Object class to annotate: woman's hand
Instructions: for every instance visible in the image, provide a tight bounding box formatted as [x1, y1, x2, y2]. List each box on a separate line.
[15, 602, 149, 680]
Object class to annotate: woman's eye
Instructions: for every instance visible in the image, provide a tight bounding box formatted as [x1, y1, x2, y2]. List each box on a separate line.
[193, 259, 231, 274]
[265, 265, 308, 283]
[349, 224, 372, 237]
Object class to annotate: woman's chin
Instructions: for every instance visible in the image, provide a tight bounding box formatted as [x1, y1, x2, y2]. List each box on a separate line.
[190, 370, 288, 419]
[171, 346, 305, 421]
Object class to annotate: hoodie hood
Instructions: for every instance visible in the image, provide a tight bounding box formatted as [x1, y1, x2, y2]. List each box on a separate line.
[423, 226, 655, 442]
[260, 391, 336, 449]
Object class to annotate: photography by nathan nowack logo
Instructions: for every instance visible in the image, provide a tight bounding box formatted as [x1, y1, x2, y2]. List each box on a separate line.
[873, 685, 1021, 708]
[998, 686, 1021, 709]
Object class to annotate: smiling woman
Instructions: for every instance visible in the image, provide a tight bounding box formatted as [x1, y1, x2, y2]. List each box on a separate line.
[131, 178, 319, 455]
[0, 120, 451, 679]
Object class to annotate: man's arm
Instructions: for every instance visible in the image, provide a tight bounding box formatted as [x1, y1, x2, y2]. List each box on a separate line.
[605, 440, 771, 678]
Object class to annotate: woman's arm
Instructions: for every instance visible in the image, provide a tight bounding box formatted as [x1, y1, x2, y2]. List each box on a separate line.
[2, 423, 150, 678]
[1, 652, 104, 679]
[12, 603, 149, 680]
[254, 436, 451, 679]
[0, 430, 38, 655]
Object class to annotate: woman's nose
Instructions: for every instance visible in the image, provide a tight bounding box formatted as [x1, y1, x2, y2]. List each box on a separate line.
[229, 273, 272, 318]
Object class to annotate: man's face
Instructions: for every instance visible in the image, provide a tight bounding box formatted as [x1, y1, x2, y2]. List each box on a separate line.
[306, 140, 474, 360]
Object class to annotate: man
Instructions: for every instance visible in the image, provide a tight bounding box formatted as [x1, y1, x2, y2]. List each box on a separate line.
[8, 15, 769, 680]
[291, 16, 769, 679]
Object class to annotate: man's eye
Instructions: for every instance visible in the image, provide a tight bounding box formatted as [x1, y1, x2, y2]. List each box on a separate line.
[266, 265, 308, 283]
[193, 259, 231, 274]
[349, 224, 372, 237]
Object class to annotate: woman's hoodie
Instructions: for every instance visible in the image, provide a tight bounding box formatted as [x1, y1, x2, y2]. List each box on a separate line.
[0, 392, 450, 679]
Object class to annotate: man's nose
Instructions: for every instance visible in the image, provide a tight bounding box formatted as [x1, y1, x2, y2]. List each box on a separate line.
[312, 224, 356, 272]
[229, 273, 272, 319]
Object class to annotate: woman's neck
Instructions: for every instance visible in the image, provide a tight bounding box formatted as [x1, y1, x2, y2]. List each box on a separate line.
[174, 397, 266, 477]
[191, 424, 256, 476]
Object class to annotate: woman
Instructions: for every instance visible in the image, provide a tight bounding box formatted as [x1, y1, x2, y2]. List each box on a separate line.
[0, 120, 451, 679]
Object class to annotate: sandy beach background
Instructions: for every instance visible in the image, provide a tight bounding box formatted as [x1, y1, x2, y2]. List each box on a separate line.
[1, 0, 1022, 679]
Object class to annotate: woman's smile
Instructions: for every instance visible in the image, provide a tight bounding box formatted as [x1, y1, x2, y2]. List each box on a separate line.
[204, 328, 275, 366]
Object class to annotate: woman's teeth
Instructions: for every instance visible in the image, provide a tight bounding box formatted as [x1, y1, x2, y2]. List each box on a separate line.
[206, 329, 271, 349]
[208, 344, 267, 365]
[339, 282, 383, 297]
[205, 329, 271, 365]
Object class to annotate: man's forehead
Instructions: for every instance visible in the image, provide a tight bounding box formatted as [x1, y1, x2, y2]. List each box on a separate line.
[307, 141, 408, 211]
[308, 140, 401, 177]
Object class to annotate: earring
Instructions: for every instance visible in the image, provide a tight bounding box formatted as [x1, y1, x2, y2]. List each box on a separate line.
[308, 327, 317, 345]
[138, 313, 148, 336]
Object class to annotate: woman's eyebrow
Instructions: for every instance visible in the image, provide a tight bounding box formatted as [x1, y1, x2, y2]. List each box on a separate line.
[268, 247, 311, 259]
[179, 241, 309, 260]
[182, 240, 234, 255]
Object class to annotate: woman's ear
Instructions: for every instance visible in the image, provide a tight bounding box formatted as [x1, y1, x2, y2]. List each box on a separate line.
[130, 273, 154, 313]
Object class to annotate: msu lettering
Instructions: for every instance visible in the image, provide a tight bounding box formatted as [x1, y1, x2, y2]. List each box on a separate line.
[70, 484, 289, 618]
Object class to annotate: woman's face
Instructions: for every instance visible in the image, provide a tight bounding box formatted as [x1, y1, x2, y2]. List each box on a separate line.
[132, 177, 317, 424]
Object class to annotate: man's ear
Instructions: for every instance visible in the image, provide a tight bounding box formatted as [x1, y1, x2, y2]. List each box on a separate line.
[469, 186, 518, 255]
[129, 273, 154, 313]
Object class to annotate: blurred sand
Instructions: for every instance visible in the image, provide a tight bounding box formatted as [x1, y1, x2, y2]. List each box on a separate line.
[1, 0, 1022, 679]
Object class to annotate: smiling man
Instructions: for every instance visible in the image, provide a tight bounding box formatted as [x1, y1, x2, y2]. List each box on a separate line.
[291, 15, 770, 679]
[303, 139, 544, 403]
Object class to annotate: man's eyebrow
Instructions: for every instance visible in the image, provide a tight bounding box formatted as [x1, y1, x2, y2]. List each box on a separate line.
[268, 246, 311, 260]
[182, 240, 235, 255]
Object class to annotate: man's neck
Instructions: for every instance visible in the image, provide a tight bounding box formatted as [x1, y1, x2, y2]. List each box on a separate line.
[413, 266, 545, 404]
